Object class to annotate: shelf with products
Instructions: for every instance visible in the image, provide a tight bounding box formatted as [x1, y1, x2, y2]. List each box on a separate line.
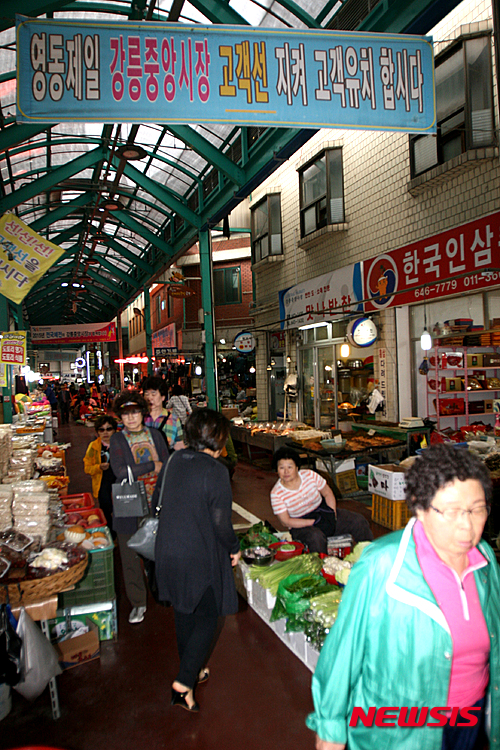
[426, 345, 500, 429]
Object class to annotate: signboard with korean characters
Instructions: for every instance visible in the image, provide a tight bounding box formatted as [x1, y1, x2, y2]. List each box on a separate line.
[364, 210, 500, 311]
[279, 262, 364, 330]
[0, 331, 27, 366]
[234, 332, 256, 352]
[16, 17, 436, 133]
[31, 322, 116, 345]
[0, 214, 65, 303]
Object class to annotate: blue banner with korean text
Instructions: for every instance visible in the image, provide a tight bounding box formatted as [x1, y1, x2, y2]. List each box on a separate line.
[16, 17, 436, 132]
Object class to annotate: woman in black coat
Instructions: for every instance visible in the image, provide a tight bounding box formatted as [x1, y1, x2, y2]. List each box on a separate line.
[154, 409, 241, 712]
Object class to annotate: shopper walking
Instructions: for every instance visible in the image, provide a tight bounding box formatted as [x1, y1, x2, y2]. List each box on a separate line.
[58, 383, 71, 424]
[270, 447, 373, 553]
[154, 409, 241, 712]
[83, 415, 118, 529]
[142, 376, 184, 450]
[307, 444, 500, 750]
[109, 391, 169, 624]
[166, 384, 192, 426]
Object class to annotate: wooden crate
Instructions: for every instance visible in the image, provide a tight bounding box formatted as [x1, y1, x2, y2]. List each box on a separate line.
[371, 493, 412, 530]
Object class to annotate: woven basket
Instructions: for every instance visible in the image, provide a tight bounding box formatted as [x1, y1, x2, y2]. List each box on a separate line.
[0, 553, 88, 606]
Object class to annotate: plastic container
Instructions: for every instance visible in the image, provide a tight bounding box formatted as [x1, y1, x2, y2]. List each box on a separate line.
[372, 493, 412, 530]
[62, 493, 95, 510]
[269, 541, 304, 561]
[63, 507, 107, 528]
[58, 540, 114, 608]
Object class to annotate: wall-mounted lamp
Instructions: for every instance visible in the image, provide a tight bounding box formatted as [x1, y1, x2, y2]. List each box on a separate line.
[267, 364, 272, 371]
[133, 307, 144, 317]
[340, 340, 350, 358]
[219, 338, 226, 345]
[270, 358, 276, 366]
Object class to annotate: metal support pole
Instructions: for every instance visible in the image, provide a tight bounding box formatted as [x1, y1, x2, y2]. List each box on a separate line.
[199, 230, 218, 409]
[143, 286, 153, 376]
[117, 314, 124, 391]
[0, 296, 12, 424]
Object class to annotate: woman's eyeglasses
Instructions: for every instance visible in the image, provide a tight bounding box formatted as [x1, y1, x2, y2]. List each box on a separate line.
[430, 504, 490, 522]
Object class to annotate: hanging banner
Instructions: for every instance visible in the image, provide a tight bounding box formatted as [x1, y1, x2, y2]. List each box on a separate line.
[0, 214, 65, 304]
[364, 210, 500, 311]
[16, 17, 436, 133]
[31, 322, 116, 344]
[279, 262, 364, 329]
[152, 323, 176, 352]
[0, 331, 27, 366]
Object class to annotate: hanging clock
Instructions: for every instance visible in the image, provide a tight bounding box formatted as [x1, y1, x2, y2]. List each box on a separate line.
[346, 317, 378, 348]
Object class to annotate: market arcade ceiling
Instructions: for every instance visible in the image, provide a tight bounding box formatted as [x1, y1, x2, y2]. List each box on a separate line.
[0, 0, 461, 327]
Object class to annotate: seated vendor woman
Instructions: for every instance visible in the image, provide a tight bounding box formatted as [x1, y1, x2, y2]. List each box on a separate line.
[270, 447, 373, 554]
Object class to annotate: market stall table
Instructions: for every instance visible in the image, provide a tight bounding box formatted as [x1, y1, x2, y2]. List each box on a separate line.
[230, 425, 294, 461]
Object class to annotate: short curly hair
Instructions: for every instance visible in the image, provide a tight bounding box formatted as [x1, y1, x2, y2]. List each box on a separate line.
[112, 390, 150, 419]
[271, 446, 301, 471]
[405, 444, 492, 512]
[183, 408, 230, 452]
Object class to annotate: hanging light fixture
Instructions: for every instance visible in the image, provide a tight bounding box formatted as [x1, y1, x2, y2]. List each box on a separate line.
[286, 355, 291, 363]
[420, 291, 432, 350]
[267, 364, 272, 371]
[116, 144, 148, 161]
[270, 358, 276, 366]
[249, 365, 256, 373]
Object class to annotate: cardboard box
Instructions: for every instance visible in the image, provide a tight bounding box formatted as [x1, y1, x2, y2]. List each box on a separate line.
[336, 469, 358, 494]
[483, 353, 500, 367]
[484, 399, 494, 413]
[221, 407, 239, 419]
[467, 353, 484, 368]
[468, 400, 484, 414]
[49, 603, 117, 642]
[54, 619, 100, 670]
[442, 377, 463, 392]
[368, 464, 406, 500]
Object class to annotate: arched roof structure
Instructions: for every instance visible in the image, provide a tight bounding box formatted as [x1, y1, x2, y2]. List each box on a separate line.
[0, 0, 461, 326]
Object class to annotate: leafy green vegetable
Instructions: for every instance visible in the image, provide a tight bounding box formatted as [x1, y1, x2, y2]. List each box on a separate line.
[344, 541, 371, 564]
[247, 552, 323, 595]
[279, 543, 296, 552]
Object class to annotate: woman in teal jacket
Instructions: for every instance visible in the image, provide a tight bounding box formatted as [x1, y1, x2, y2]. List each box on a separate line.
[307, 445, 500, 750]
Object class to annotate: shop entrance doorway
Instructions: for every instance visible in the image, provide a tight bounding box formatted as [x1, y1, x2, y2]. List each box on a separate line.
[300, 344, 338, 429]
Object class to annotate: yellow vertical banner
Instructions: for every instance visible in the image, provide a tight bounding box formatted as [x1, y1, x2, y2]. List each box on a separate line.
[0, 214, 65, 303]
[0, 331, 27, 366]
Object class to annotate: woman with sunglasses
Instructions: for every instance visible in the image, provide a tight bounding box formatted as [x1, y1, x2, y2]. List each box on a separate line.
[83, 415, 118, 529]
[110, 390, 170, 624]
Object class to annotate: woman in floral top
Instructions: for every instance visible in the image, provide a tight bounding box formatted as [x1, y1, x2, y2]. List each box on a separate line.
[110, 390, 169, 624]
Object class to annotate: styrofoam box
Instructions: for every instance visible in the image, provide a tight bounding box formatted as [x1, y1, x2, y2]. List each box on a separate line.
[368, 464, 406, 500]
[305, 641, 320, 671]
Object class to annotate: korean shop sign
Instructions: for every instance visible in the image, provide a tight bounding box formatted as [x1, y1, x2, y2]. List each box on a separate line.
[364, 210, 500, 311]
[0, 331, 27, 366]
[0, 214, 65, 304]
[16, 17, 436, 132]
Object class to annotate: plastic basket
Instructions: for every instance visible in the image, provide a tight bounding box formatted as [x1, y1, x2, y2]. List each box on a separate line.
[58, 545, 115, 607]
[371, 493, 412, 530]
[62, 493, 95, 510]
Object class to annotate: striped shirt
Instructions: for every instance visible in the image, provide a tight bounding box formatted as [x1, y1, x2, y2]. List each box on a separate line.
[270, 469, 326, 518]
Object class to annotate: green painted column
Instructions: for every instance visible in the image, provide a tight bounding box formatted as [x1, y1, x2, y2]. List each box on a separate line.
[0, 296, 12, 423]
[143, 287, 153, 376]
[199, 230, 218, 409]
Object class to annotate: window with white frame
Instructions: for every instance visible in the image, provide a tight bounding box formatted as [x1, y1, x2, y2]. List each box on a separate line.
[410, 33, 495, 178]
[299, 149, 344, 237]
[251, 194, 282, 263]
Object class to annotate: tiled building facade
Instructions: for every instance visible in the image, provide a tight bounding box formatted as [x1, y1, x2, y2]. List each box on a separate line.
[250, 0, 499, 423]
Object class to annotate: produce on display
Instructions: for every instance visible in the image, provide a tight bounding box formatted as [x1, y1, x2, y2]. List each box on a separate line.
[238, 521, 279, 550]
[271, 573, 332, 630]
[247, 552, 323, 596]
[304, 589, 343, 649]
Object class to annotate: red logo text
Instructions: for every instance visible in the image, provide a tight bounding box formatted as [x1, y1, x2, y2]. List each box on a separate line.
[349, 707, 480, 728]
